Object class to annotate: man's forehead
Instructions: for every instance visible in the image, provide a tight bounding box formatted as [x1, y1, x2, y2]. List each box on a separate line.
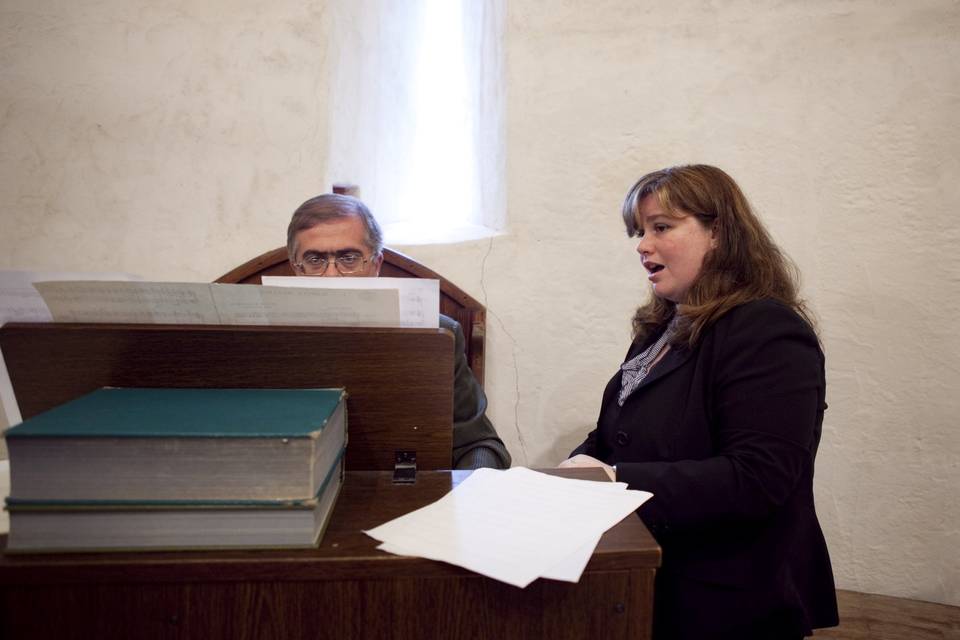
[295, 217, 368, 253]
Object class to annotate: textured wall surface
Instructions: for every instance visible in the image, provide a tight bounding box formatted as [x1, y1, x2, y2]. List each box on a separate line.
[0, 0, 335, 279]
[404, 0, 960, 607]
[1, 0, 958, 606]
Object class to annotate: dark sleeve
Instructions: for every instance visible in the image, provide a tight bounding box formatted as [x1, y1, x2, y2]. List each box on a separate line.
[443, 316, 512, 470]
[570, 429, 598, 458]
[617, 302, 824, 532]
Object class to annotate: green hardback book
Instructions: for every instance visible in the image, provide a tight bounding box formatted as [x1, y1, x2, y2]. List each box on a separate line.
[4, 449, 345, 552]
[5, 387, 347, 503]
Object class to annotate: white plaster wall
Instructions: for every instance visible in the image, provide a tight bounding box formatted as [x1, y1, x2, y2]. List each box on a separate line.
[1, 0, 958, 607]
[404, 0, 960, 607]
[0, 0, 335, 279]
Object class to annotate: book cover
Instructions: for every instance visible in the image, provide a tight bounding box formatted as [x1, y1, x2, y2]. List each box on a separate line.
[5, 387, 347, 502]
[5, 387, 345, 438]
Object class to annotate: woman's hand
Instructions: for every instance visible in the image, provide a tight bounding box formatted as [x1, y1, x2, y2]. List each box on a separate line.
[557, 454, 616, 481]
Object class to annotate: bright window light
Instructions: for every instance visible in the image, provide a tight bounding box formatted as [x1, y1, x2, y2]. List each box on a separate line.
[326, 0, 504, 244]
[395, 0, 477, 229]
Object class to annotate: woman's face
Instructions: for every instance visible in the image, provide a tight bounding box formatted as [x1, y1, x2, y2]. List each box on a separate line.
[634, 194, 716, 303]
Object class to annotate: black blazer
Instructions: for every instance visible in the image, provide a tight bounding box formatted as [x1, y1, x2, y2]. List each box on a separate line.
[573, 299, 838, 639]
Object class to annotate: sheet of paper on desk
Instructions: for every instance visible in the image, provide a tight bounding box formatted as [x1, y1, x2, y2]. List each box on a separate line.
[377, 527, 601, 584]
[365, 467, 652, 588]
[0, 270, 142, 430]
[263, 276, 440, 328]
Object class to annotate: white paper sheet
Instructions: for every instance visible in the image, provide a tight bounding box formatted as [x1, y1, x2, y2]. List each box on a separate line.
[0, 269, 142, 324]
[377, 512, 602, 584]
[35, 281, 222, 324]
[211, 284, 400, 327]
[538, 535, 602, 582]
[263, 276, 440, 328]
[365, 467, 652, 588]
[32, 281, 402, 328]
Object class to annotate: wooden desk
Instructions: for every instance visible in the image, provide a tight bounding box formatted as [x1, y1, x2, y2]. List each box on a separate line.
[0, 469, 660, 640]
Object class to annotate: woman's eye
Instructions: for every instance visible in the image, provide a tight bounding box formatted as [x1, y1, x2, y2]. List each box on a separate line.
[654, 224, 669, 233]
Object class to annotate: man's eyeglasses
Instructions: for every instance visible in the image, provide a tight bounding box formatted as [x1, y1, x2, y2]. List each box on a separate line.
[295, 250, 371, 275]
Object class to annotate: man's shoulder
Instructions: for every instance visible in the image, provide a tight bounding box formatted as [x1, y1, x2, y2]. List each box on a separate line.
[438, 313, 467, 356]
[439, 313, 462, 333]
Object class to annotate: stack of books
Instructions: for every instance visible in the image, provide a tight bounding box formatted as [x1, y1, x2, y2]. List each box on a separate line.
[3, 387, 347, 552]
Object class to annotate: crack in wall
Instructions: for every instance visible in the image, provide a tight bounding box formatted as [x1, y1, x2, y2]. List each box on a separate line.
[480, 236, 528, 466]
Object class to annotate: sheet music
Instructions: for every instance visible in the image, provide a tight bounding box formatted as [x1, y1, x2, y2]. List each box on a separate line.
[0, 275, 53, 323]
[211, 284, 399, 327]
[0, 270, 142, 430]
[263, 276, 439, 328]
[365, 467, 652, 588]
[32, 281, 402, 328]
[35, 281, 221, 325]
[0, 269, 142, 324]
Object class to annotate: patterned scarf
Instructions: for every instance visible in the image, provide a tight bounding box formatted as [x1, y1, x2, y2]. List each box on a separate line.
[618, 319, 677, 406]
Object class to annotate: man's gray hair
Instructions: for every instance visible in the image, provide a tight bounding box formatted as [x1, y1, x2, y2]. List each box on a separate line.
[286, 194, 385, 262]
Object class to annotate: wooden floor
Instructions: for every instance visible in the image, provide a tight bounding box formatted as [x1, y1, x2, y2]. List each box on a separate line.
[813, 590, 960, 639]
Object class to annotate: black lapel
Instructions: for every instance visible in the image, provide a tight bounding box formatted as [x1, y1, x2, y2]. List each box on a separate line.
[629, 343, 694, 392]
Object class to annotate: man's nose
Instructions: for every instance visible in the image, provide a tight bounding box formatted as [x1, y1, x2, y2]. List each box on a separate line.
[322, 260, 342, 277]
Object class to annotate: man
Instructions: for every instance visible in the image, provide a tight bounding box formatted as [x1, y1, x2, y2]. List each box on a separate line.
[286, 194, 511, 470]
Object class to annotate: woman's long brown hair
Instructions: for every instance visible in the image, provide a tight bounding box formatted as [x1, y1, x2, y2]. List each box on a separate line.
[622, 164, 815, 347]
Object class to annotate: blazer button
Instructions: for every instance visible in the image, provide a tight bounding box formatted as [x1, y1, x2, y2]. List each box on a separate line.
[616, 431, 631, 446]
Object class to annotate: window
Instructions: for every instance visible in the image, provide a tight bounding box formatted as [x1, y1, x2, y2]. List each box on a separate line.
[325, 0, 504, 243]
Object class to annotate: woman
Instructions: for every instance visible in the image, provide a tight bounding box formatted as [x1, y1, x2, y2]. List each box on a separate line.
[560, 165, 838, 639]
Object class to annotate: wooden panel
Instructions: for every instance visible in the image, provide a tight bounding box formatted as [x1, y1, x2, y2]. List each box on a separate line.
[0, 469, 661, 640]
[1, 572, 655, 640]
[0, 323, 454, 471]
[216, 247, 291, 285]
